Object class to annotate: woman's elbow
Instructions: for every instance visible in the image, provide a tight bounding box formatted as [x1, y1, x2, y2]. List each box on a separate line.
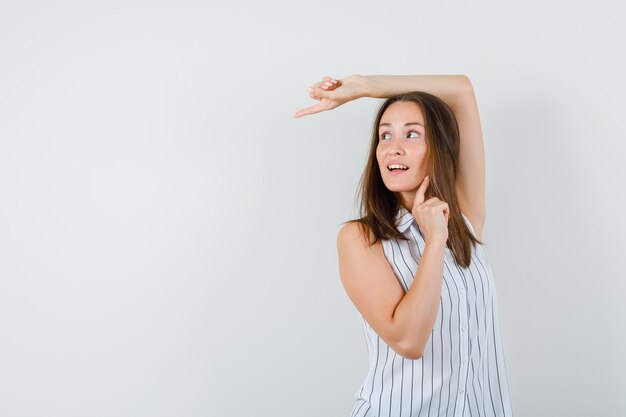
[457, 74, 474, 93]
[395, 341, 423, 360]
[399, 348, 423, 360]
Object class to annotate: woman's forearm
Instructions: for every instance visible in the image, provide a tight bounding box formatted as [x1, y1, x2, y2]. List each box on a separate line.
[360, 74, 473, 105]
[392, 241, 447, 358]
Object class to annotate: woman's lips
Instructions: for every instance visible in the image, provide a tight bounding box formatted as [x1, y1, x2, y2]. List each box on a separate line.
[389, 168, 408, 176]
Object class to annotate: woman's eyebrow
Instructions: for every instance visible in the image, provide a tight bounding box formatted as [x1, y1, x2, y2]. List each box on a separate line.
[379, 122, 424, 127]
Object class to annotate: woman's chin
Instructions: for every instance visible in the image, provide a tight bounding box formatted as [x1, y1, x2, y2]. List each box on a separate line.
[386, 185, 417, 193]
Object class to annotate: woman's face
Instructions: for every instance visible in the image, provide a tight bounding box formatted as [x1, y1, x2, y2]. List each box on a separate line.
[376, 101, 428, 206]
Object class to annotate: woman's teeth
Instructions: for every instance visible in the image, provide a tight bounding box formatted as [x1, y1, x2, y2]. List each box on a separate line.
[388, 164, 409, 171]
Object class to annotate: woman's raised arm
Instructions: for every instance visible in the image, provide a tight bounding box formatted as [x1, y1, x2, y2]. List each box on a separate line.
[293, 74, 472, 118]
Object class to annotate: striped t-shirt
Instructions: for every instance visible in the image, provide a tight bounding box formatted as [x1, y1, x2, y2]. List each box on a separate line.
[349, 207, 513, 417]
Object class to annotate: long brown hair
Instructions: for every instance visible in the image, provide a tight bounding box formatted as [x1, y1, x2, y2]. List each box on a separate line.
[345, 91, 483, 268]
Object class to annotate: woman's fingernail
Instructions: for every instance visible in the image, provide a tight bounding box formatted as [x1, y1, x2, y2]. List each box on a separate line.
[307, 87, 312, 92]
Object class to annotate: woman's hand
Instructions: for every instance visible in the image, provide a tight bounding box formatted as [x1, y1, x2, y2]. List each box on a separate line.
[293, 74, 366, 118]
[411, 175, 449, 247]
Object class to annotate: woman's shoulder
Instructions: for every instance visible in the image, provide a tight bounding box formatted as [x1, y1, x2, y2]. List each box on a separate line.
[337, 219, 378, 249]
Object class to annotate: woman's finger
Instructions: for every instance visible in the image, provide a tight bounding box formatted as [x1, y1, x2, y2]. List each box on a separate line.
[294, 102, 328, 118]
[309, 85, 333, 99]
[311, 77, 338, 91]
[321, 80, 337, 89]
[413, 175, 430, 207]
[308, 92, 323, 101]
[307, 87, 322, 100]
[423, 197, 440, 205]
[310, 81, 329, 91]
[310, 79, 326, 89]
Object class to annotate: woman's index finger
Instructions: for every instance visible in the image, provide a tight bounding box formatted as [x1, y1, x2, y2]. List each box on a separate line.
[414, 175, 430, 205]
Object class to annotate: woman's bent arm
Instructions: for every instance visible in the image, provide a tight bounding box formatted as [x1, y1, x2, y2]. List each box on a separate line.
[337, 222, 447, 359]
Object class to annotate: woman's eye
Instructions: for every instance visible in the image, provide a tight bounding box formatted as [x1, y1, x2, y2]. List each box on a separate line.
[379, 131, 419, 141]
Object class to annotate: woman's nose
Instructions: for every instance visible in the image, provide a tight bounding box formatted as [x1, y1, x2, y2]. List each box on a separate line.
[388, 141, 405, 155]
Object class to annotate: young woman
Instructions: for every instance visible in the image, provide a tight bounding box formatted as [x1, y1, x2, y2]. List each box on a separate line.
[295, 75, 514, 417]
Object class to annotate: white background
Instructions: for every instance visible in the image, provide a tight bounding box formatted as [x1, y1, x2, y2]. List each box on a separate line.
[1, 1, 625, 416]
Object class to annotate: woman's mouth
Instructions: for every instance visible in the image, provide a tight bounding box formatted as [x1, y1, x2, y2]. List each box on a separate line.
[388, 164, 409, 175]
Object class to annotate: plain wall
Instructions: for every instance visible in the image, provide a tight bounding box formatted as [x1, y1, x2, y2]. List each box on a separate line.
[1, 1, 625, 416]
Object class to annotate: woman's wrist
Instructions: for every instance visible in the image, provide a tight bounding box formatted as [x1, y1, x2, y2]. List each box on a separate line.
[357, 74, 381, 99]
[340, 73, 370, 100]
[357, 75, 411, 99]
